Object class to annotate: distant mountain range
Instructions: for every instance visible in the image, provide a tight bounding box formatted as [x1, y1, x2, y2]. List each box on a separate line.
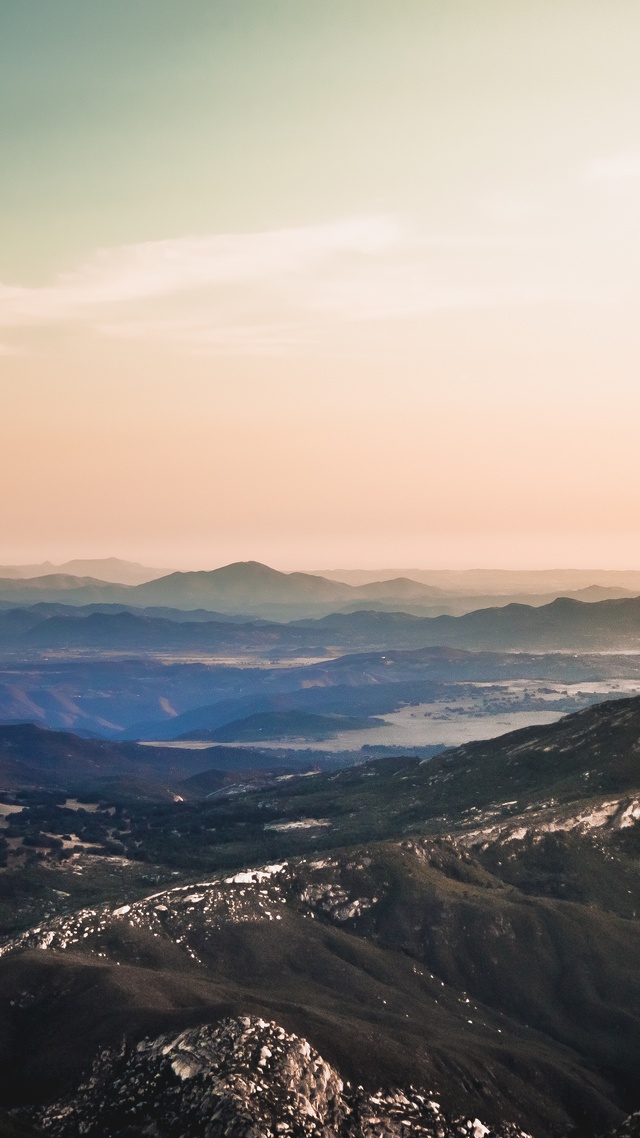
[4, 593, 640, 657]
[0, 562, 447, 613]
[95, 562, 453, 612]
[0, 575, 134, 605]
[313, 566, 640, 594]
[0, 558, 165, 585]
[0, 560, 638, 619]
[18, 558, 640, 596]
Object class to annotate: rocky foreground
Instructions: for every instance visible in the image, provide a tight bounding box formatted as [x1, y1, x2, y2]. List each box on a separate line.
[33, 1016, 531, 1138]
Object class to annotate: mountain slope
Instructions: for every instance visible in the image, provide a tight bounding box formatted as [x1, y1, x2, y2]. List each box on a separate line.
[0, 723, 268, 789]
[31, 1016, 531, 1138]
[130, 561, 354, 609]
[4, 699, 640, 1135]
[0, 838, 635, 1135]
[193, 710, 383, 742]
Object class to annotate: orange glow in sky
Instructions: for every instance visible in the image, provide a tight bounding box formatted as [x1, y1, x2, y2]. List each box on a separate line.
[2, 1, 640, 569]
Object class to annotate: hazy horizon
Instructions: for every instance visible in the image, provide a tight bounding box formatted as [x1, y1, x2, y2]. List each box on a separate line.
[6, 555, 640, 579]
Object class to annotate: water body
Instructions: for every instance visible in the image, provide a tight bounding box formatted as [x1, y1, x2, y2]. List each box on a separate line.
[271, 706, 565, 752]
[141, 679, 640, 754]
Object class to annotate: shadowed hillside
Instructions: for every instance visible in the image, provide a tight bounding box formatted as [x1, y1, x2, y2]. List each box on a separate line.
[3, 698, 640, 1134]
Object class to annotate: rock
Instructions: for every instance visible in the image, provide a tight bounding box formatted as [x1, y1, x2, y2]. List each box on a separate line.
[33, 1016, 532, 1138]
[610, 1114, 640, 1137]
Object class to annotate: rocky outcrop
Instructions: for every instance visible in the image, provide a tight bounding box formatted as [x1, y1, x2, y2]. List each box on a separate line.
[610, 1116, 640, 1137]
[454, 795, 640, 850]
[34, 1017, 531, 1138]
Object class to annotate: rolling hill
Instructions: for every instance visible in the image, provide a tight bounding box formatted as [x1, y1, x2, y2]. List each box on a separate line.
[5, 593, 640, 656]
[189, 710, 384, 742]
[0, 723, 278, 790]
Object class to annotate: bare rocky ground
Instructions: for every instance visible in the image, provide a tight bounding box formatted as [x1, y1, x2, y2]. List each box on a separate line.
[33, 1016, 531, 1138]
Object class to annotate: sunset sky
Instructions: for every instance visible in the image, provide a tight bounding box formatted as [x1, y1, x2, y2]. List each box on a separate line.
[2, 0, 640, 569]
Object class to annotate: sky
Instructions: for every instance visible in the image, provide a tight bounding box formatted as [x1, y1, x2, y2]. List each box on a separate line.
[2, 0, 640, 570]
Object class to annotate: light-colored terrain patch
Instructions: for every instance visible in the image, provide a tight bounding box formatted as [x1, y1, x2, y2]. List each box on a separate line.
[455, 795, 640, 849]
[265, 818, 331, 832]
[0, 856, 384, 960]
[183, 679, 640, 753]
[0, 803, 25, 828]
[234, 706, 564, 752]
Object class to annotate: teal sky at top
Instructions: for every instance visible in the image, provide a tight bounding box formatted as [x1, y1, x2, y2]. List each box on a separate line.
[3, 0, 640, 283]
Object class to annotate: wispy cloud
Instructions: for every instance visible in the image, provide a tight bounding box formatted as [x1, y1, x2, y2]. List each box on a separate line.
[0, 213, 605, 355]
[3, 215, 450, 353]
[0, 217, 400, 327]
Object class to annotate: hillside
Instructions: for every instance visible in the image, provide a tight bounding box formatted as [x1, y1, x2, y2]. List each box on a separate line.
[187, 710, 384, 742]
[2, 698, 640, 1134]
[1, 838, 637, 1136]
[0, 724, 280, 790]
